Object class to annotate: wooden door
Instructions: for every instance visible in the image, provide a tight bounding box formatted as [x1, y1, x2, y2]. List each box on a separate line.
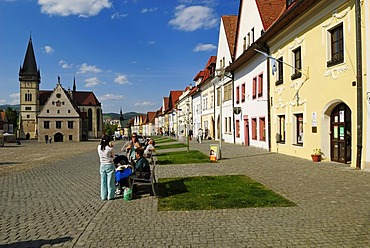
[330, 103, 351, 163]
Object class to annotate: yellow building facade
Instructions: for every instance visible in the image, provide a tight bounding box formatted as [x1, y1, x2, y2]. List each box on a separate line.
[268, 0, 362, 168]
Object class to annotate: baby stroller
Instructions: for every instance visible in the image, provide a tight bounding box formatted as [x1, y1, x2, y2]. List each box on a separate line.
[113, 155, 132, 195]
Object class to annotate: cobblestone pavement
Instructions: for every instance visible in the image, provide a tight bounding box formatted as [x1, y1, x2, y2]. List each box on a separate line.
[1, 138, 369, 247]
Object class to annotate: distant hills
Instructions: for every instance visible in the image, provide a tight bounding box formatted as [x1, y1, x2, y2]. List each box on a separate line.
[0, 104, 141, 121]
[103, 112, 142, 121]
[0, 104, 20, 111]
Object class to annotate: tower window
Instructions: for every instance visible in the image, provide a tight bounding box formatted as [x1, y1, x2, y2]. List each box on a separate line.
[25, 93, 32, 102]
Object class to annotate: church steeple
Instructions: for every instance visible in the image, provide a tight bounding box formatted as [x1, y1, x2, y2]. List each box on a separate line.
[73, 77, 76, 92]
[120, 108, 124, 121]
[19, 36, 40, 83]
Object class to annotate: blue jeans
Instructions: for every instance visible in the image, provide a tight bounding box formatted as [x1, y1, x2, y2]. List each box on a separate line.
[100, 163, 115, 200]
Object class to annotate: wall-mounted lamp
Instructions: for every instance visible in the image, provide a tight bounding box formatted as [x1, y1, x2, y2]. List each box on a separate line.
[215, 68, 233, 80]
[366, 92, 370, 104]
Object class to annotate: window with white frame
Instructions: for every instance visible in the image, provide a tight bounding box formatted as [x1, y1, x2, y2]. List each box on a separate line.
[277, 115, 286, 143]
[258, 74, 263, 97]
[276, 57, 284, 85]
[259, 117, 266, 141]
[236, 86, 240, 104]
[224, 83, 232, 101]
[228, 117, 231, 133]
[252, 118, 257, 140]
[293, 113, 304, 145]
[241, 83, 245, 102]
[327, 23, 344, 67]
[291, 47, 302, 80]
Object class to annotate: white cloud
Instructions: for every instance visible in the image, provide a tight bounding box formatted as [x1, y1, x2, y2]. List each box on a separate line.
[43, 45, 54, 54]
[10, 98, 19, 105]
[111, 12, 128, 19]
[134, 101, 155, 107]
[148, 41, 156, 45]
[114, 74, 130, 85]
[84, 77, 101, 87]
[0, 93, 19, 105]
[141, 7, 157, 14]
[193, 43, 216, 52]
[10, 93, 20, 99]
[78, 63, 102, 74]
[37, 0, 112, 17]
[169, 5, 218, 31]
[59, 60, 73, 69]
[99, 94, 125, 101]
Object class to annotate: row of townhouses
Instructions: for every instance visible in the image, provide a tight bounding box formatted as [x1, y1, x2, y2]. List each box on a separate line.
[126, 0, 370, 171]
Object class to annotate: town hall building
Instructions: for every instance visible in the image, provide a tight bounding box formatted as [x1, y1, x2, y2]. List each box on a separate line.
[19, 37, 103, 142]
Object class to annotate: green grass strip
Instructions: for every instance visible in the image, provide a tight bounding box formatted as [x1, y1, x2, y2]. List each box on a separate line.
[156, 150, 210, 164]
[158, 175, 296, 211]
[155, 143, 188, 150]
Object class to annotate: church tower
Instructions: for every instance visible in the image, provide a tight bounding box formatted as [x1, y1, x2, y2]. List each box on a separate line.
[19, 36, 41, 139]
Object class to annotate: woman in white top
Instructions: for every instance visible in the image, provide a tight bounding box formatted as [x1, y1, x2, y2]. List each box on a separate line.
[97, 135, 115, 200]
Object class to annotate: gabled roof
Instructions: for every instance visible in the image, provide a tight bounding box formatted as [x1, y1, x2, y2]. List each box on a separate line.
[142, 115, 148, 124]
[0, 112, 7, 122]
[147, 112, 156, 123]
[256, 0, 286, 30]
[73, 91, 101, 106]
[39, 90, 101, 107]
[169, 90, 183, 109]
[163, 97, 170, 113]
[227, 0, 306, 72]
[222, 15, 238, 59]
[199, 56, 217, 85]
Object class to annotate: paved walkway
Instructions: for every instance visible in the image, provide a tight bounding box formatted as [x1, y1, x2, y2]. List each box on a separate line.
[1, 138, 369, 247]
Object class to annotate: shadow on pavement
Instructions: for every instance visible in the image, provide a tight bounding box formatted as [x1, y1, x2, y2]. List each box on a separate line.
[157, 178, 188, 198]
[0, 236, 72, 248]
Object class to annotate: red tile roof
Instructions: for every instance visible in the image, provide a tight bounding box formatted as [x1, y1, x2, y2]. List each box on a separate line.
[169, 90, 183, 109]
[163, 97, 170, 112]
[256, 0, 286, 30]
[200, 56, 217, 84]
[147, 112, 156, 123]
[0, 112, 7, 122]
[39, 90, 101, 107]
[222, 15, 238, 59]
[193, 70, 205, 82]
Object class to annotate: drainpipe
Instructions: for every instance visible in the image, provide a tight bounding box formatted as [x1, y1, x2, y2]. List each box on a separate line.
[231, 72, 235, 144]
[355, 0, 363, 169]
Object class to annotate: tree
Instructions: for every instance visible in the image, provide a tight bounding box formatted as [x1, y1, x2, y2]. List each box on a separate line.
[103, 123, 118, 136]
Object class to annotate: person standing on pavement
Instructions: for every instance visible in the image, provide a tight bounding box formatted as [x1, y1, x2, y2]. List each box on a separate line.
[197, 128, 203, 144]
[98, 134, 115, 201]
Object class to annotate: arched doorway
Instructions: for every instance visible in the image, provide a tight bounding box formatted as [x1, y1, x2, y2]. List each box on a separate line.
[54, 132, 64, 142]
[26, 133, 30, 140]
[330, 103, 351, 163]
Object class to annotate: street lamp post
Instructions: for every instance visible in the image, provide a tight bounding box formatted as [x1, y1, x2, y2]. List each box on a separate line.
[215, 68, 232, 160]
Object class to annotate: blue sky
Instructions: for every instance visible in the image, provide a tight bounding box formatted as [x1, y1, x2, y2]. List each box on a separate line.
[0, 0, 239, 113]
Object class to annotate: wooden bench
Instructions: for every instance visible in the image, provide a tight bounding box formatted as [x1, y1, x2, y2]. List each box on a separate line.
[130, 156, 157, 197]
